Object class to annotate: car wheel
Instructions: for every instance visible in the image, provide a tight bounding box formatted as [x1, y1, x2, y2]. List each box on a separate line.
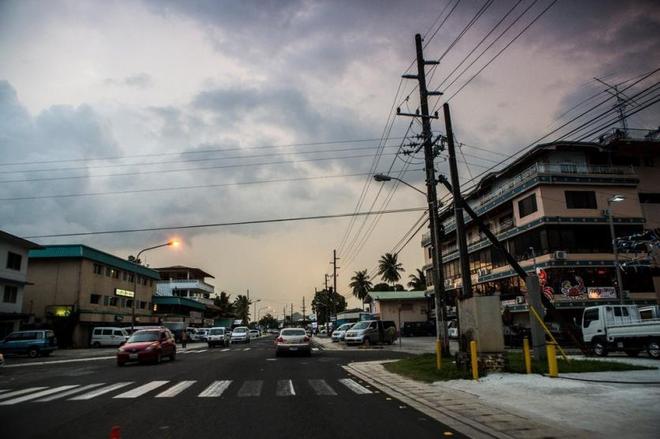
[92, 342, 101, 348]
[208, 343, 212, 348]
[170, 351, 176, 361]
[305, 349, 312, 357]
[648, 341, 660, 359]
[27, 347, 39, 358]
[592, 340, 608, 357]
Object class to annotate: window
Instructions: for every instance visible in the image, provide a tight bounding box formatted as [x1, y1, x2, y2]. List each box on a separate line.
[90, 294, 101, 304]
[109, 297, 118, 307]
[113, 330, 123, 336]
[427, 247, 432, 259]
[149, 279, 153, 287]
[93, 328, 101, 335]
[128, 273, 134, 282]
[143, 277, 147, 286]
[639, 193, 660, 204]
[518, 194, 538, 218]
[122, 272, 127, 281]
[102, 329, 112, 336]
[118, 298, 126, 308]
[105, 267, 112, 277]
[6, 252, 21, 270]
[583, 308, 599, 328]
[93, 264, 103, 275]
[498, 213, 514, 230]
[139, 301, 147, 309]
[103, 296, 110, 306]
[565, 191, 597, 209]
[108, 268, 119, 279]
[126, 299, 133, 308]
[3, 286, 18, 303]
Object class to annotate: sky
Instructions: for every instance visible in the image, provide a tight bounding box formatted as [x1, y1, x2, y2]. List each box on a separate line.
[1, 0, 659, 317]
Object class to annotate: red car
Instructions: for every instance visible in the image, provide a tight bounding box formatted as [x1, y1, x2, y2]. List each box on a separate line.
[116, 328, 176, 366]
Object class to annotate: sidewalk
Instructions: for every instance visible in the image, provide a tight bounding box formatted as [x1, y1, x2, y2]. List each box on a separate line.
[345, 359, 660, 438]
[313, 335, 458, 354]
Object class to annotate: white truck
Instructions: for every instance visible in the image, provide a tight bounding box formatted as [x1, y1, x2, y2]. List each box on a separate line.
[582, 305, 660, 358]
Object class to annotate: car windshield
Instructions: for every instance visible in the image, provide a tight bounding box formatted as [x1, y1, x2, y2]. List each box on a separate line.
[128, 331, 159, 342]
[338, 324, 353, 331]
[351, 322, 370, 330]
[233, 328, 247, 334]
[210, 329, 224, 335]
[281, 329, 306, 336]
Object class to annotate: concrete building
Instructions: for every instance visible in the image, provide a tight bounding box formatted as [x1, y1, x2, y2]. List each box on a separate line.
[0, 230, 43, 338]
[365, 290, 430, 331]
[422, 128, 660, 326]
[24, 245, 160, 347]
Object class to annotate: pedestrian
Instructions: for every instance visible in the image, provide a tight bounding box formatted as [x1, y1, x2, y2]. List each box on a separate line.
[181, 329, 188, 349]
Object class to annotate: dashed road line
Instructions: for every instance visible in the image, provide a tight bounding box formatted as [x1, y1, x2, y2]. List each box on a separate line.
[198, 380, 232, 398]
[339, 378, 373, 394]
[35, 383, 105, 402]
[156, 381, 197, 398]
[114, 381, 170, 398]
[0, 387, 47, 400]
[0, 385, 79, 406]
[276, 379, 295, 396]
[70, 382, 133, 400]
[237, 380, 262, 397]
[308, 379, 337, 396]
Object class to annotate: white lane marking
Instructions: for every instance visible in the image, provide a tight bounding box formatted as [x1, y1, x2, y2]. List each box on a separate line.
[0, 389, 11, 394]
[312, 348, 320, 351]
[237, 380, 262, 397]
[198, 380, 232, 397]
[0, 387, 47, 400]
[3, 356, 115, 368]
[35, 383, 105, 402]
[70, 382, 133, 400]
[0, 385, 79, 405]
[266, 358, 277, 361]
[243, 347, 251, 351]
[276, 379, 295, 397]
[196, 349, 207, 353]
[114, 381, 169, 398]
[308, 379, 337, 396]
[221, 348, 230, 352]
[339, 378, 373, 394]
[155, 381, 196, 398]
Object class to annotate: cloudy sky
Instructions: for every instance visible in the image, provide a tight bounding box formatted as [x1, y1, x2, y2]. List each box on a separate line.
[1, 0, 659, 316]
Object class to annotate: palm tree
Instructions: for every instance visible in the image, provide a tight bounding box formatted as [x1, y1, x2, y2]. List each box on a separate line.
[407, 269, 427, 291]
[232, 294, 252, 324]
[377, 253, 405, 290]
[349, 270, 372, 308]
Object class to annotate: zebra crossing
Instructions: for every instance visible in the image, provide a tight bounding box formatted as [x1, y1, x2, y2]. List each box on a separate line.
[0, 378, 372, 405]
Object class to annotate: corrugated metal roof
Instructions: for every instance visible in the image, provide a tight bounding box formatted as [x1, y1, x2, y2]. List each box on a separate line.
[367, 290, 428, 301]
[28, 245, 160, 279]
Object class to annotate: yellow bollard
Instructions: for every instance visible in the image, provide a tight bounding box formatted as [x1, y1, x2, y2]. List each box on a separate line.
[435, 340, 442, 370]
[547, 342, 558, 378]
[470, 340, 479, 381]
[523, 337, 532, 374]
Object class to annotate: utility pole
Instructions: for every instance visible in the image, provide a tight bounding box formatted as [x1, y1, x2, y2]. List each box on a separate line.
[302, 296, 306, 325]
[398, 33, 450, 358]
[330, 250, 339, 327]
[444, 103, 472, 300]
[290, 303, 294, 324]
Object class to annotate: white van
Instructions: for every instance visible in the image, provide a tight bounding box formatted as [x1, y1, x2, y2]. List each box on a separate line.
[91, 327, 129, 347]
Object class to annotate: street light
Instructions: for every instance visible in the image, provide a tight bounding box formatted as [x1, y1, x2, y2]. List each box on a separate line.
[374, 173, 450, 359]
[131, 239, 180, 331]
[607, 195, 625, 304]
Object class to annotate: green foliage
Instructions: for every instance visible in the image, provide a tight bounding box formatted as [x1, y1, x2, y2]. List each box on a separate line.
[258, 313, 278, 329]
[377, 253, 405, 286]
[312, 288, 347, 324]
[407, 268, 427, 291]
[213, 291, 235, 318]
[384, 354, 472, 382]
[372, 283, 393, 291]
[349, 270, 372, 304]
[232, 294, 252, 324]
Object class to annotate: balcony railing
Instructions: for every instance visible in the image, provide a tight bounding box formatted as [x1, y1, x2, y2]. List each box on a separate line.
[157, 279, 215, 294]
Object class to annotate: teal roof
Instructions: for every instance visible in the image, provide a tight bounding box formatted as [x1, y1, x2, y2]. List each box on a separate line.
[28, 245, 160, 279]
[367, 290, 429, 302]
[153, 295, 206, 311]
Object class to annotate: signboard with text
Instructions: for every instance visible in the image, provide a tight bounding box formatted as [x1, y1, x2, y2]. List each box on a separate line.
[587, 287, 617, 299]
[115, 288, 135, 298]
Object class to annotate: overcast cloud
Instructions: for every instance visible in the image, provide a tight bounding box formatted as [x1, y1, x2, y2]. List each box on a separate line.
[1, 0, 658, 312]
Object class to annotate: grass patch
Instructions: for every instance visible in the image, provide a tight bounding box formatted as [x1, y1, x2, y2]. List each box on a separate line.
[383, 352, 657, 383]
[383, 354, 472, 382]
[505, 352, 656, 374]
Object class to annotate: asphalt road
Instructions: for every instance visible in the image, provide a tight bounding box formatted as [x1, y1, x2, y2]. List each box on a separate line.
[0, 336, 466, 439]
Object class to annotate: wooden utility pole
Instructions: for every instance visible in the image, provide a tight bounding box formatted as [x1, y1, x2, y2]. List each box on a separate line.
[302, 296, 306, 324]
[331, 250, 339, 326]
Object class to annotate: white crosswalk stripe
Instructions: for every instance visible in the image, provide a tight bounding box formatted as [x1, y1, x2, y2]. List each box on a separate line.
[36, 383, 105, 402]
[0, 387, 47, 400]
[114, 381, 170, 398]
[156, 381, 196, 398]
[221, 348, 230, 352]
[308, 379, 337, 396]
[198, 380, 232, 397]
[243, 347, 251, 351]
[0, 385, 79, 406]
[276, 379, 295, 396]
[237, 380, 262, 397]
[0, 389, 11, 394]
[339, 378, 372, 394]
[70, 382, 133, 400]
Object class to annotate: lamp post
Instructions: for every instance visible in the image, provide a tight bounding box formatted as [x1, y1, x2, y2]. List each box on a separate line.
[131, 239, 180, 331]
[373, 173, 450, 357]
[607, 195, 625, 304]
[252, 299, 261, 326]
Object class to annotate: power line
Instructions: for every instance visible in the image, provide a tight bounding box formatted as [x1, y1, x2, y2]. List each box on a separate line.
[23, 206, 428, 239]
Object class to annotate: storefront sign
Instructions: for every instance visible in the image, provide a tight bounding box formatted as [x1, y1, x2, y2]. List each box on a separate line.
[587, 287, 617, 299]
[115, 288, 135, 298]
[501, 299, 517, 307]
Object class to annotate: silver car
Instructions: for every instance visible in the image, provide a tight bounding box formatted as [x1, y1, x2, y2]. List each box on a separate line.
[230, 326, 250, 344]
[207, 327, 230, 348]
[331, 323, 354, 342]
[275, 328, 311, 356]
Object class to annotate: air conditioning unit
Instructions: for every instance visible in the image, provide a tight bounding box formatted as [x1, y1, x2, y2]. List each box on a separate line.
[444, 279, 453, 288]
[477, 268, 491, 277]
[554, 251, 568, 260]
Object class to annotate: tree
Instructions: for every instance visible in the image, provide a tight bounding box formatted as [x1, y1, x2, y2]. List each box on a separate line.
[232, 294, 252, 324]
[377, 253, 405, 289]
[349, 270, 372, 308]
[213, 291, 235, 317]
[258, 313, 278, 329]
[312, 288, 347, 324]
[372, 282, 393, 291]
[127, 255, 142, 265]
[407, 269, 427, 291]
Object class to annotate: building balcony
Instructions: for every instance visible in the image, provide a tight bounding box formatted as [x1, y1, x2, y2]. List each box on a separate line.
[155, 279, 215, 296]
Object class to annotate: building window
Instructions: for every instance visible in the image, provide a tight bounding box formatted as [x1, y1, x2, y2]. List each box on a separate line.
[3, 286, 18, 303]
[498, 213, 514, 231]
[109, 297, 118, 307]
[105, 267, 112, 277]
[90, 294, 101, 304]
[122, 271, 127, 281]
[93, 264, 103, 275]
[139, 301, 147, 309]
[565, 191, 597, 209]
[126, 299, 133, 308]
[149, 279, 153, 287]
[518, 194, 538, 218]
[6, 252, 22, 271]
[128, 273, 134, 282]
[639, 193, 660, 204]
[103, 296, 110, 306]
[143, 277, 148, 286]
[108, 269, 119, 279]
[427, 247, 432, 259]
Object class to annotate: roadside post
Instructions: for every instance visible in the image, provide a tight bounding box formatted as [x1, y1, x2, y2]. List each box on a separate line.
[470, 340, 479, 381]
[523, 337, 532, 374]
[547, 342, 558, 378]
[526, 274, 547, 361]
[436, 339, 442, 369]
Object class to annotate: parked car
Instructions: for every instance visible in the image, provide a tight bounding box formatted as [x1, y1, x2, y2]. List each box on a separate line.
[116, 327, 176, 366]
[191, 328, 210, 342]
[344, 320, 397, 346]
[91, 327, 129, 347]
[331, 323, 354, 342]
[249, 329, 260, 339]
[0, 330, 58, 358]
[207, 327, 230, 348]
[275, 328, 311, 356]
[230, 326, 250, 344]
[401, 321, 435, 337]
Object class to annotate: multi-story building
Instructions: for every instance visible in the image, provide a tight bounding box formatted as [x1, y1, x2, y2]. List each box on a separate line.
[422, 128, 660, 326]
[0, 230, 43, 337]
[154, 266, 216, 326]
[24, 245, 160, 347]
